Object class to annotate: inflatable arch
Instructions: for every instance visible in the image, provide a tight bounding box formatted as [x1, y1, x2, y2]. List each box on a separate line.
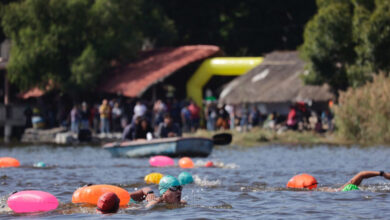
[186, 57, 263, 107]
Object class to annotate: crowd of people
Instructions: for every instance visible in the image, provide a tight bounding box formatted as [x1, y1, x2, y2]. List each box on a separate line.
[23, 97, 334, 139]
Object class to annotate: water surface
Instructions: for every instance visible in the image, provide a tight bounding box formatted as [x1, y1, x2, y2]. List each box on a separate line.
[1, 144, 389, 219]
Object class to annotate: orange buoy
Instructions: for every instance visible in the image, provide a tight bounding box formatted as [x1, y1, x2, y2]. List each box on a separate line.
[286, 173, 318, 189]
[0, 157, 20, 168]
[72, 184, 129, 206]
[178, 157, 194, 169]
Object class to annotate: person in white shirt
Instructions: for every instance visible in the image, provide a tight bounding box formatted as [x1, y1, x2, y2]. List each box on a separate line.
[133, 101, 147, 119]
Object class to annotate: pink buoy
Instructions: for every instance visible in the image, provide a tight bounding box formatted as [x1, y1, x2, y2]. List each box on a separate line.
[7, 190, 59, 213]
[149, 155, 175, 167]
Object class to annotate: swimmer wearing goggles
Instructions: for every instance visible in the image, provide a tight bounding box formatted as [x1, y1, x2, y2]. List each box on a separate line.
[129, 175, 186, 208]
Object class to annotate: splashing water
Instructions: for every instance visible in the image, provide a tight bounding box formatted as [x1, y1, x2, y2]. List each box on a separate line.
[193, 175, 221, 187]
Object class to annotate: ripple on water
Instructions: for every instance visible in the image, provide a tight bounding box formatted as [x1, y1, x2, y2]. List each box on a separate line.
[0, 145, 390, 219]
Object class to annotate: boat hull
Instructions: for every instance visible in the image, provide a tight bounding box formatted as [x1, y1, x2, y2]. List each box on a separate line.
[103, 137, 213, 158]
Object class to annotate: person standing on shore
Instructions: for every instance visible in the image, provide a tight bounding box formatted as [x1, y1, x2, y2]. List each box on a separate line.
[187, 101, 200, 132]
[70, 105, 80, 134]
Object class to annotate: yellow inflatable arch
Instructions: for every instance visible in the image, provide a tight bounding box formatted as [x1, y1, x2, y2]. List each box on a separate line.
[186, 57, 263, 107]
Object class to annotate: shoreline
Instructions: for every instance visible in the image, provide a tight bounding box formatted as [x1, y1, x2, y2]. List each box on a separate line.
[184, 128, 378, 147]
[1, 127, 387, 147]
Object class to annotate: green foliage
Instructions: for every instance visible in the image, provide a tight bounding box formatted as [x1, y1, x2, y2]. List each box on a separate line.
[70, 44, 101, 89]
[2, 0, 175, 94]
[300, 1, 354, 91]
[334, 74, 390, 143]
[157, 0, 317, 55]
[301, 0, 390, 91]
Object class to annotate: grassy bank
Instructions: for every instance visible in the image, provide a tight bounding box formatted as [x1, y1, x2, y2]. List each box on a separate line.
[185, 128, 353, 147]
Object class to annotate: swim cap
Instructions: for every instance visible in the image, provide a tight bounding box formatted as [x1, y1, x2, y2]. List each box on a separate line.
[178, 172, 194, 185]
[159, 175, 180, 195]
[33, 162, 46, 167]
[342, 184, 359, 192]
[97, 192, 120, 213]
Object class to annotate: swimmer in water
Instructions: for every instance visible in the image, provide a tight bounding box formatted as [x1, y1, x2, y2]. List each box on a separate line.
[320, 170, 390, 192]
[129, 175, 185, 208]
[96, 192, 120, 214]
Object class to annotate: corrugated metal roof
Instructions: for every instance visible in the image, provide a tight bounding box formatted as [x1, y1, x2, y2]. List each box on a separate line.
[219, 51, 334, 104]
[100, 45, 220, 97]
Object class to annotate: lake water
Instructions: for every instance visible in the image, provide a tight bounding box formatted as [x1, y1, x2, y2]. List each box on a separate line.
[1, 144, 390, 219]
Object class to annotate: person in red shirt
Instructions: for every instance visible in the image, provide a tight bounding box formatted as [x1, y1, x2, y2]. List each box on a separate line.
[286, 105, 297, 130]
[187, 100, 200, 132]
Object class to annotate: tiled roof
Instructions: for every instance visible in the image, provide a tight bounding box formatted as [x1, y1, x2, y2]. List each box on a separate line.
[100, 45, 220, 97]
[18, 45, 220, 99]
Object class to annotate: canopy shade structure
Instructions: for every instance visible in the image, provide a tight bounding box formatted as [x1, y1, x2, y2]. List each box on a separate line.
[218, 51, 334, 105]
[186, 57, 263, 107]
[100, 45, 220, 97]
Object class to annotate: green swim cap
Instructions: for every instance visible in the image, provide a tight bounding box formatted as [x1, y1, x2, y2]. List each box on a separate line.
[342, 184, 359, 192]
[159, 175, 180, 195]
[178, 172, 194, 185]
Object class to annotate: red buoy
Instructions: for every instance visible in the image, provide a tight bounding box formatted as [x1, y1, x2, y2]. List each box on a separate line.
[205, 161, 214, 167]
[286, 173, 318, 189]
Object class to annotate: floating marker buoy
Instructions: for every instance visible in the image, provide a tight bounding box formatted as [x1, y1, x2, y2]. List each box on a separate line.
[205, 161, 214, 167]
[72, 184, 129, 206]
[0, 157, 20, 168]
[144, 172, 164, 184]
[287, 173, 318, 189]
[149, 156, 175, 167]
[7, 190, 58, 213]
[178, 171, 194, 185]
[178, 157, 194, 169]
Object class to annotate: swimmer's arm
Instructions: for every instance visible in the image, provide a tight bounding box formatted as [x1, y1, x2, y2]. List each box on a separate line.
[340, 171, 386, 189]
[145, 197, 162, 209]
[130, 187, 155, 202]
[383, 172, 390, 180]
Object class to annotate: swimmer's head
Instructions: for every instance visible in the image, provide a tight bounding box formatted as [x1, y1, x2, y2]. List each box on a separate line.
[96, 192, 120, 214]
[159, 175, 182, 204]
[178, 172, 194, 185]
[342, 184, 359, 192]
[159, 175, 181, 195]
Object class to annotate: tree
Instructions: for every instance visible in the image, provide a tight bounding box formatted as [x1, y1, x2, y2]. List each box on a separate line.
[157, 0, 317, 56]
[1, 0, 175, 94]
[300, 0, 390, 92]
[300, 0, 354, 92]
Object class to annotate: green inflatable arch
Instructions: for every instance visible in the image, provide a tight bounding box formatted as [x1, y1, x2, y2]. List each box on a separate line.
[186, 57, 263, 107]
